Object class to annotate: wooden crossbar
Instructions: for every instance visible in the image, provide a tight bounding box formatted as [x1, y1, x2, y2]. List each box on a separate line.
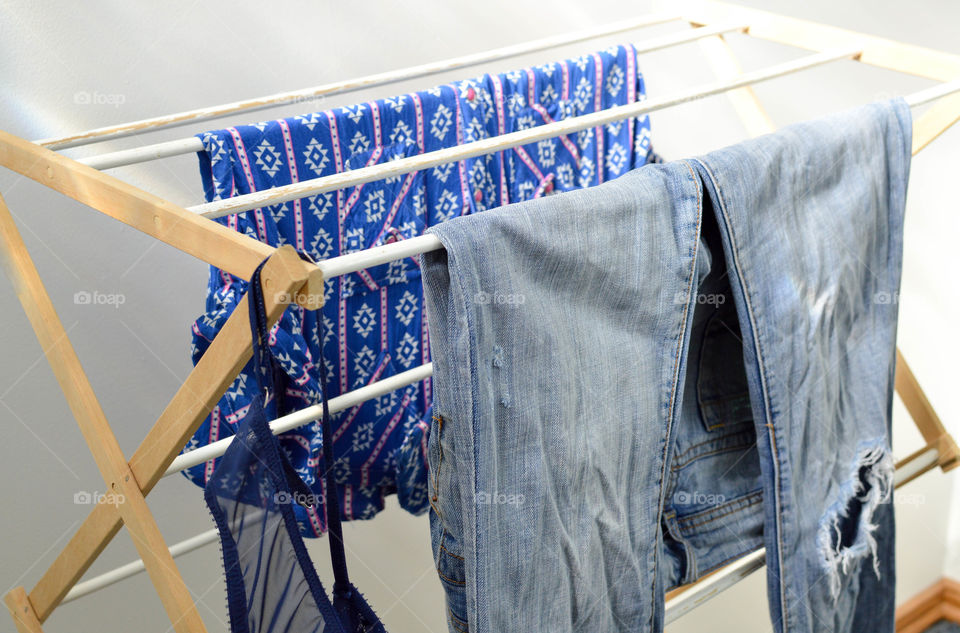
[0, 129, 324, 308]
[685, 1, 960, 82]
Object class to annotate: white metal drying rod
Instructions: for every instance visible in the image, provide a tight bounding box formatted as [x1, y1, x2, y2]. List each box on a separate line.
[78, 22, 748, 171]
[164, 362, 434, 476]
[61, 441, 940, 609]
[37, 12, 680, 150]
[904, 78, 960, 108]
[299, 76, 960, 283]
[188, 47, 862, 220]
[61, 527, 220, 604]
[60, 364, 433, 604]
[144, 72, 960, 479]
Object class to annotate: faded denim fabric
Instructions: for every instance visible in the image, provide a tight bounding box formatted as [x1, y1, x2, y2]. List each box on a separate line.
[421, 98, 911, 632]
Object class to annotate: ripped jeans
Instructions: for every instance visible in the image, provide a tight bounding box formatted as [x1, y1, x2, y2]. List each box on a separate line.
[421, 98, 911, 633]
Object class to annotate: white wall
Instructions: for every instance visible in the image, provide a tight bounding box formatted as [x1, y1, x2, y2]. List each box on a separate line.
[0, 2, 956, 632]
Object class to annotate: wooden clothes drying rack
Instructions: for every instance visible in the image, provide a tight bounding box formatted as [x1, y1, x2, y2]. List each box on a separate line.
[2, 2, 959, 631]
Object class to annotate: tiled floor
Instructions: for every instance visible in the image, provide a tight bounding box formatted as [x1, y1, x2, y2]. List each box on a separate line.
[924, 620, 960, 633]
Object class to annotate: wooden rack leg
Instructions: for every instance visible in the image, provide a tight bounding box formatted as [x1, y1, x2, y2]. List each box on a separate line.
[895, 96, 960, 476]
[4, 237, 312, 623]
[896, 350, 960, 473]
[4, 588, 44, 633]
[0, 193, 209, 633]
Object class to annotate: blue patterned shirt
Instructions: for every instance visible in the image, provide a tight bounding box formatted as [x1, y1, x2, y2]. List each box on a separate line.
[181, 44, 654, 536]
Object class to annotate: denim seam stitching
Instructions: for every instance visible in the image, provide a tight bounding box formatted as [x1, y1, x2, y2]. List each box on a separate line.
[428, 414, 445, 520]
[671, 547, 766, 593]
[694, 158, 788, 632]
[440, 542, 465, 561]
[437, 569, 467, 586]
[448, 607, 469, 632]
[696, 309, 749, 432]
[648, 159, 703, 631]
[670, 441, 757, 472]
[669, 429, 755, 469]
[676, 490, 764, 530]
[672, 429, 754, 457]
[700, 392, 753, 406]
[441, 228, 482, 630]
[662, 510, 698, 581]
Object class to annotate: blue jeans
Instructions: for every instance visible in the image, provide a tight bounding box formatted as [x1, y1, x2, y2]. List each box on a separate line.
[421, 98, 911, 632]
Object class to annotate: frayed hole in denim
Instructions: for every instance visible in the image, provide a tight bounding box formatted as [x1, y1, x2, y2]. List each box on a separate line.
[816, 443, 893, 601]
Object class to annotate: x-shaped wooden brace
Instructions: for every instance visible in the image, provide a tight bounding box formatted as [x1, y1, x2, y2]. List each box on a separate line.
[0, 129, 323, 633]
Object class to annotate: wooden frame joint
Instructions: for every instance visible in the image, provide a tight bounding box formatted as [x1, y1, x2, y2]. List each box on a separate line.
[4, 587, 44, 633]
[896, 577, 960, 632]
[267, 246, 324, 310]
[936, 433, 960, 472]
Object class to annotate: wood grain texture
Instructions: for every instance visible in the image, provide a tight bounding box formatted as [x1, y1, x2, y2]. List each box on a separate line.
[913, 92, 960, 154]
[896, 578, 960, 633]
[695, 27, 958, 474]
[0, 129, 323, 311]
[686, 0, 960, 81]
[4, 588, 44, 633]
[0, 193, 209, 633]
[4, 6, 960, 629]
[24, 246, 308, 623]
[896, 350, 960, 473]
